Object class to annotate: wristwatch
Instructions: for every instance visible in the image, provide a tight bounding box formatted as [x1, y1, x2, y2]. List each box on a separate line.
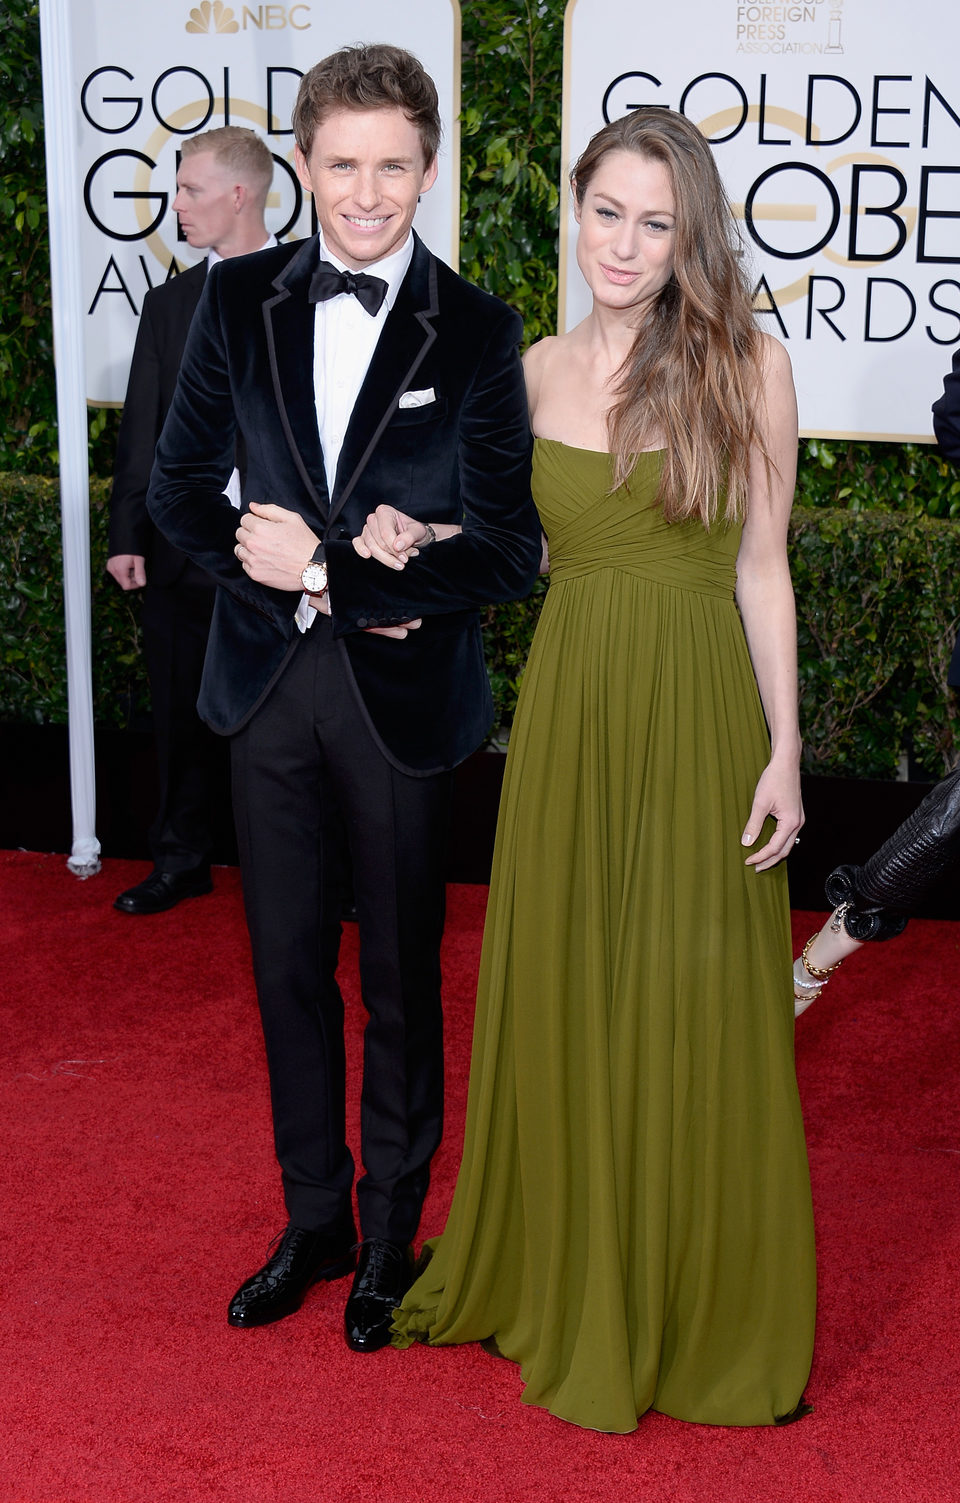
[300, 559, 328, 594]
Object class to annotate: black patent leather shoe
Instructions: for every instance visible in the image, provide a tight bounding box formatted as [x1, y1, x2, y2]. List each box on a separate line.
[113, 866, 213, 915]
[228, 1220, 357, 1329]
[344, 1237, 415, 1353]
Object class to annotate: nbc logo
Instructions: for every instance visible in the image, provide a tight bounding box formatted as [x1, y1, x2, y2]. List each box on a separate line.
[185, 1, 311, 30]
[186, 1, 239, 32]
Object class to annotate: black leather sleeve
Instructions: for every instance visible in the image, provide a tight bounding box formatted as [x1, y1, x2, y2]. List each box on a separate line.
[932, 348, 960, 462]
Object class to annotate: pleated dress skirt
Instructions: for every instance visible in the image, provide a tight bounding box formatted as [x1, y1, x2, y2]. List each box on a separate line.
[393, 441, 816, 1433]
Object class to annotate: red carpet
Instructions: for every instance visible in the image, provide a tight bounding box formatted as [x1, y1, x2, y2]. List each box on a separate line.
[2, 848, 958, 1502]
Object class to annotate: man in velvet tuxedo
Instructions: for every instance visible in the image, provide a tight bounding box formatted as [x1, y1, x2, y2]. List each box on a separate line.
[147, 45, 541, 1351]
[108, 128, 275, 914]
[933, 350, 960, 687]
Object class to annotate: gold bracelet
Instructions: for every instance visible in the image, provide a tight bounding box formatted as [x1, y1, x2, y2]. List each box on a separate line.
[799, 932, 844, 981]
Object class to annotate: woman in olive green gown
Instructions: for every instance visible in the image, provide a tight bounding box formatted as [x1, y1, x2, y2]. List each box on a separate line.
[359, 108, 816, 1433]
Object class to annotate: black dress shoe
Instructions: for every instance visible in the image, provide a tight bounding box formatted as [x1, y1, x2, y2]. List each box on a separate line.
[228, 1220, 357, 1329]
[344, 1237, 415, 1353]
[114, 866, 213, 915]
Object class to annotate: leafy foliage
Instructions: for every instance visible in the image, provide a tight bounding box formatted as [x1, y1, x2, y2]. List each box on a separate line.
[0, 1, 55, 472]
[791, 509, 960, 778]
[0, 474, 148, 725]
[0, 0, 120, 474]
[484, 576, 549, 735]
[797, 439, 960, 518]
[459, 0, 563, 345]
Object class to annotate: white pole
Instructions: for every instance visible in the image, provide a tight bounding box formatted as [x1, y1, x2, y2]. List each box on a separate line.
[38, 0, 100, 876]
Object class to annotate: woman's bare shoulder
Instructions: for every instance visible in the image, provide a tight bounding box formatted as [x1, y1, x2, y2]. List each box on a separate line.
[523, 335, 561, 416]
[522, 334, 562, 375]
[523, 333, 579, 392]
[757, 331, 793, 383]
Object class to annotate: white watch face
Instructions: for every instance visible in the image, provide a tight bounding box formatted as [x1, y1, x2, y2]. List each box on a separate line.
[302, 561, 327, 592]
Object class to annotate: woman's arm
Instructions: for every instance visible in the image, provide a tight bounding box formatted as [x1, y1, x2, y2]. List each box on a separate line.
[522, 341, 550, 572]
[351, 509, 461, 569]
[735, 334, 803, 872]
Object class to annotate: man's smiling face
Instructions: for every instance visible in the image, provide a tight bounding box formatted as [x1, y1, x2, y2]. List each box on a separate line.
[294, 106, 438, 269]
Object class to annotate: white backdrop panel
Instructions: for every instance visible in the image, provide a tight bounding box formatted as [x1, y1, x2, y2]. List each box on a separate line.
[562, 0, 959, 439]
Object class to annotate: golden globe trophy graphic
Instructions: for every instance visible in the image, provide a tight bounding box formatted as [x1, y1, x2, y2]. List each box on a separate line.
[825, 9, 845, 55]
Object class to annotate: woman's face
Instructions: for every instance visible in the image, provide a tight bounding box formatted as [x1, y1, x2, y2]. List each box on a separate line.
[574, 149, 677, 317]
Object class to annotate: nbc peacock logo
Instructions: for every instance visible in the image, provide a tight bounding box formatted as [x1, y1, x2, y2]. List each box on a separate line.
[186, 1, 239, 33]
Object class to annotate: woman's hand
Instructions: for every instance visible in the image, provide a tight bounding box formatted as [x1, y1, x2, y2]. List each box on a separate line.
[352, 506, 432, 569]
[741, 757, 804, 871]
[352, 506, 462, 568]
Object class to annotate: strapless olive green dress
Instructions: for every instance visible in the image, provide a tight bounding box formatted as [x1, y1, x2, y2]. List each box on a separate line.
[393, 442, 816, 1433]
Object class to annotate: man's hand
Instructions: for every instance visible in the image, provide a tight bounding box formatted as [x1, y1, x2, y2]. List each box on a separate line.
[365, 619, 422, 639]
[307, 575, 421, 640]
[235, 502, 320, 591]
[238, 503, 423, 638]
[107, 554, 147, 590]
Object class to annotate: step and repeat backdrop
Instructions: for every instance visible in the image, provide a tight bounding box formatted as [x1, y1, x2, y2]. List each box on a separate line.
[62, 0, 956, 435]
[70, 0, 460, 404]
[562, 0, 957, 439]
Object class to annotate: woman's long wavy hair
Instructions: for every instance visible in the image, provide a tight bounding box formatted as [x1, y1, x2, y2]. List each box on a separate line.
[572, 108, 767, 525]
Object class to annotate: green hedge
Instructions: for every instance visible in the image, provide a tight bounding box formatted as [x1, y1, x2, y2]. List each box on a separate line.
[0, 475, 147, 726]
[791, 509, 960, 778]
[797, 439, 960, 518]
[2, 473, 957, 778]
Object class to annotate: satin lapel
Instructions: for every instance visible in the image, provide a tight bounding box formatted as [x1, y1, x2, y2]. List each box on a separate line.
[262, 238, 329, 519]
[327, 236, 439, 530]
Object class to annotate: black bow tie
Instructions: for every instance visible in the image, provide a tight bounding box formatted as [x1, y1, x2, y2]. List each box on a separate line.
[308, 260, 388, 316]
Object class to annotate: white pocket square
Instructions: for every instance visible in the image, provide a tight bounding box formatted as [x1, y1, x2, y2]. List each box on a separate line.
[398, 387, 436, 409]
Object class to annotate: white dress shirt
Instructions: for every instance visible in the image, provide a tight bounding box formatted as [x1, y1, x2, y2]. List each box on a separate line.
[206, 233, 276, 271]
[296, 230, 415, 630]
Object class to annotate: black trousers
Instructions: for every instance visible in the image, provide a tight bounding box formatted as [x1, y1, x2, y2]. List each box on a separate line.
[230, 617, 453, 1244]
[141, 576, 228, 873]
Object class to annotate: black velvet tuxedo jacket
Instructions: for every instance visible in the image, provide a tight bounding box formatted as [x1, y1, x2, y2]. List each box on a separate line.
[147, 233, 541, 774]
[109, 261, 208, 588]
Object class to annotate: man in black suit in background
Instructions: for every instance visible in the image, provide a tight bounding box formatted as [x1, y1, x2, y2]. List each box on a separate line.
[147, 45, 541, 1352]
[108, 127, 275, 914]
[933, 349, 960, 687]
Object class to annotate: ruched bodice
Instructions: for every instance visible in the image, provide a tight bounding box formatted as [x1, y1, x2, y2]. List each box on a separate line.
[538, 439, 740, 600]
[394, 435, 816, 1433]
